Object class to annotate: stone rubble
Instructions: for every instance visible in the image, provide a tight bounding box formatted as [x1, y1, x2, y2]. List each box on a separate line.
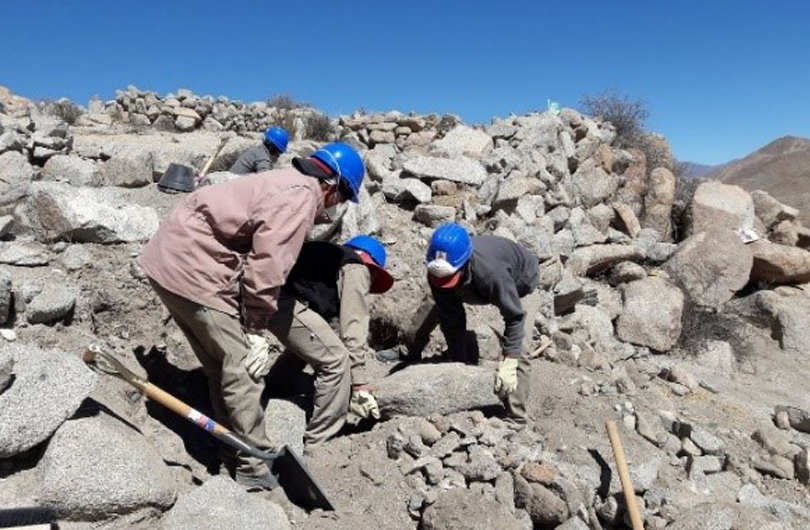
[0, 84, 809, 530]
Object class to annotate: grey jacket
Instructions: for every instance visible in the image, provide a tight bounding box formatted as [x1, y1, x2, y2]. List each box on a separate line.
[431, 236, 538, 357]
[229, 144, 276, 175]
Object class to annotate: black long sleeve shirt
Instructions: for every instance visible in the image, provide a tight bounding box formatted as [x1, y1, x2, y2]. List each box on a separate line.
[431, 236, 539, 357]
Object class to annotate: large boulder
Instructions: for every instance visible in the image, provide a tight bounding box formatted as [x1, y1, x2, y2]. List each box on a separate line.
[160, 476, 290, 530]
[23, 182, 159, 243]
[403, 156, 487, 186]
[664, 228, 753, 309]
[616, 277, 684, 352]
[642, 167, 676, 241]
[571, 160, 617, 209]
[751, 190, 799, 230]
[0, 344, 95, 458]
[430, 125, 493, 159]
[100, 148, 154, 187]
[753, 290, 810, 357]
[41, 154, 101, 187]
[0, 150, 34, 206]
[382, 178, 433, 204]
[39, 414, 177, 520]
[26, 282, 78, 324]
[666, 502, 784, 530]
[421, 488, 522, 530]
[566, 244, 645, 277]
[514, 473, 570, 528]
[375, 364, 500, 417]
[748, 240, 810, 284]
[685, 182, 755, 236]
[0, 242, 50, 266]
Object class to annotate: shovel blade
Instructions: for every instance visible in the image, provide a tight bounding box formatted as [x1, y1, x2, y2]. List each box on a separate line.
[271, 446, 334, 511]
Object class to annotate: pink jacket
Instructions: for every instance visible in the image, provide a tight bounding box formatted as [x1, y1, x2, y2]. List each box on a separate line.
[140, 168, 324, 325]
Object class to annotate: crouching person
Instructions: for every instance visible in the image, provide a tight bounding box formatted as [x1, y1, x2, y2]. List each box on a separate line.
[246, 236, 394, 450]
[380, 223, 540, 425]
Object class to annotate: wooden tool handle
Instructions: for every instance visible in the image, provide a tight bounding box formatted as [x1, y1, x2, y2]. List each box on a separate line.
[606, 420, 644, 530]
[199, 139, 227, 177]
[143, 382, 228, 437]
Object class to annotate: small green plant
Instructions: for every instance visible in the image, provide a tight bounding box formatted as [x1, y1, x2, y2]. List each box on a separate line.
[304, 112, 334, 141]
[266, 93, 308, 110]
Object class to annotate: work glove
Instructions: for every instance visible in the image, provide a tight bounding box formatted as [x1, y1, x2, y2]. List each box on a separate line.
[245, 334, 271, 382]
[494, 357, 519, 395]
[349, 387, 381, 420]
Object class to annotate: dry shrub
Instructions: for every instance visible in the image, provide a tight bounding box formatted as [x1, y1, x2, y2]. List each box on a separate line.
[304, 113, 334, 141]
[39, 98, 84, 125]
[268, 111, 298, 139]
[266, 94, 307, 110]
[580, 90, 649, 149]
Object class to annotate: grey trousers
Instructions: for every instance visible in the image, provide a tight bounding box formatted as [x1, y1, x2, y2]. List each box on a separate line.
[405, 289, 541, 423]
[266, 295, 352, 447]
[150, 279, 271, 476]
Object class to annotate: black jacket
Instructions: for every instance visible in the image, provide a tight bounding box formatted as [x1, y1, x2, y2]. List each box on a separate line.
[431, 236, 538, 357]
[283, 241, 362, 320]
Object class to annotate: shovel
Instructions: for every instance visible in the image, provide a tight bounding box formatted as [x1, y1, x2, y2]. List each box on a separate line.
[82, 344, 334, 511]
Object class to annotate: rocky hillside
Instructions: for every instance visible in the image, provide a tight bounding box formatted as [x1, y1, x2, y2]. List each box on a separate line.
[707, 136, 810, 223]
[1, 86, 810, 530]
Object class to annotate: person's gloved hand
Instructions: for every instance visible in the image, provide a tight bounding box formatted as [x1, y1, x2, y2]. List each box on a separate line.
[349, 386, 380, 420]
[245, 334, 271, 382]
[494, 357, 519, 395]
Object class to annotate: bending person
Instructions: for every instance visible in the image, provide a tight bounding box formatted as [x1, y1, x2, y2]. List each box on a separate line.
[249, 236, 394, 451]
[139, 142, 364, 490]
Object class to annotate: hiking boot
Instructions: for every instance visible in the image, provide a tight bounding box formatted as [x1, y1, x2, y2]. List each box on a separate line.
[234, 470, 279, 492]
[375, 346, 403, 363]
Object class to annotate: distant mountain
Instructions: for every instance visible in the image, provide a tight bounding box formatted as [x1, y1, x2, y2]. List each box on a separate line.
[705, 136, 810, 222]
[678, 161, 721, 179]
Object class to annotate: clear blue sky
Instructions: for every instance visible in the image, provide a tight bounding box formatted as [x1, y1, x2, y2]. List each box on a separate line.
[2, 1, 808, 165]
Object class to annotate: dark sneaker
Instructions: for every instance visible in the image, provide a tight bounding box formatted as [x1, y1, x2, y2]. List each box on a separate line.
[375, 346, 403, 363]
[234, 470, 279, 491]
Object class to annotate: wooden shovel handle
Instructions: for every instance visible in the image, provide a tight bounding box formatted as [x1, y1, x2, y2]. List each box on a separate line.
[142, 382, 229, 437]
[606, 420, 645, 530]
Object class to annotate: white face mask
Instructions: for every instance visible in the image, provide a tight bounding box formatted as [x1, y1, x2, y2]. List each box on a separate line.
[315, 203, 342, 225]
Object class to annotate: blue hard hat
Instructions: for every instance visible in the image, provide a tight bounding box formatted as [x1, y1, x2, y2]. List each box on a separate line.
[312, 142, 365, 203]
[345, 235, 386, 268]
[264, 127, 289, 153]
[345, 235, 394, 294]
[426, 223, 473, 270]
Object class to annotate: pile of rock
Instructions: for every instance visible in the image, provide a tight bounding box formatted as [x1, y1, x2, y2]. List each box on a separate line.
[340, 111, 458, 151]
[1, 83, 810, 529]
[84, 85, 330, 136]
[382, 394, 810, 530]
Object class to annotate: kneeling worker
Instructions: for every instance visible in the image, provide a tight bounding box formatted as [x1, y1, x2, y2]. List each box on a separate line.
[381, 223, 540, 425]
[246, 235, 394, 449]
[229, 126, 289, 174]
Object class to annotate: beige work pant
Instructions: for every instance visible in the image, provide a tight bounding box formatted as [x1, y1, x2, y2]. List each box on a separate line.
[405, 289, 542, 424]
[266, 295, 351, 447]
[149, 279, 271, 476]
